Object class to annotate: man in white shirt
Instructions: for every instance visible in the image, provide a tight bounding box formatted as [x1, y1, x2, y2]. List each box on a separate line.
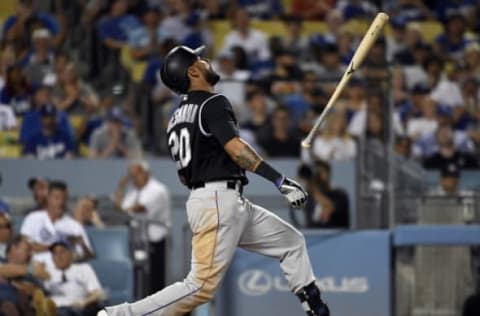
[222, 8, 270, 65]
[20, 181, 94, 267]
[114, 160, 171, 293]
[44, 240, 103, 316]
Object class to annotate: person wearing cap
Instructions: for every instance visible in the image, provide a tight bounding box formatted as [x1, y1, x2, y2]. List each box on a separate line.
[23, 28, 55, 87]
[88, 107, 142, 159]
[431, 163, 462, 196]
[19, 85, 75, 147]
[3, 0, 62, 49]
[23, 177, 49, 215]
[43, 240, 103, 316]
[23, 103, 75, 159]
[20, 181, 94, 265]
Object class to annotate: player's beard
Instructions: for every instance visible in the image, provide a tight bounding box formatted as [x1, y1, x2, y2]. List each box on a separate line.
[204, 65, 220, 86]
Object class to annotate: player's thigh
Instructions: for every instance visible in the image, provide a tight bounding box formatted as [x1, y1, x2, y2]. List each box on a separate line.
[238, 202, 305, 258]
[186, 189, 248, 284]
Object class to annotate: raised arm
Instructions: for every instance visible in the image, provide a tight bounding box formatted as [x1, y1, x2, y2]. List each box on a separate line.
[224, 137, 307, 208]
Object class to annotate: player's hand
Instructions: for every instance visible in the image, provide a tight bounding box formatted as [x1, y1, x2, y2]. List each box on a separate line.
[277, 177, 308, 208]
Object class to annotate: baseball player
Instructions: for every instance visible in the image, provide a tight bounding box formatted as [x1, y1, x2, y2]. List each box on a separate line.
[98, 46, 330, 316]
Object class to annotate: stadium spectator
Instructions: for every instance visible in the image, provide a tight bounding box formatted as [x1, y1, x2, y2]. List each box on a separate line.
[398, 83, 429, 124]
[23, 28, 55, 87]
[413, 123, 475, 159]
[0, 64, 30, 115]
[310, 111, 356, 161]
[407, 97, 439, 140]
[423, 124, 479, 169]
[20, 181, 94, 265]
[114, 160, 171, 293]
[42, 51, 70, 87]
[257, 105, 301, 157]
[0, 236, 52, 316]
[395, 136, 412, 159]
[23, 103, 76, 159]
[464, 43, 480, 81]
[236, 0, 284, 20]
[52, 63, 99, 114]
[387, 16, 408, 62]
[309, 9, 344, 46]
[19, 85, 75, 146]
[430, 61, 464, 108]
[336, 26, 355, 65]
[127, 6, 163, 61]
[300, 160, 350, 229]
[43, 240, 103, 316]
[0, 213, 13, 259]
[72, 196, 104, 229]
[309, 42, 345, 85]
[280, 16, 309, 62]
[341, 79, 366, 121]
[2, 0, 62, 51]
[222, 8, 271, 67]
[24, 177, 49, 214]
[268, 46, 304, 84]
[88, 107, 142, 159]
[97, 0, 142, 52]
[284, 71, 327, 128]
[386, 0, 434, 21]
[453, 77, 479, 131]
[434, 12, 473, 62]
[199, 0, 228, 20]
[0, 103, 17, 131]
[394, 21, 425, 63]
[429, 162, 463, 196]
[336, 0, 377, 20]
[241, 89, 270, 134]
[365, 110, 385, 142]
[160, 0, 209, 48]
[290, 0, 331, 20]
[348, 91, 404, 139]
[214, 49, 250, 122]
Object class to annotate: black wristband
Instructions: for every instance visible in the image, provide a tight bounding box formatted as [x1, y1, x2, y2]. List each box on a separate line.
[255, 161, 283, 187]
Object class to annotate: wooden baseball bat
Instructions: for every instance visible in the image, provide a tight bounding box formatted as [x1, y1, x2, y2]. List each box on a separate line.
[301, 12, 389, 148]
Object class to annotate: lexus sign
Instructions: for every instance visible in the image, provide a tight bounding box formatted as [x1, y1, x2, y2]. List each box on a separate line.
[238, 269, 369, 296]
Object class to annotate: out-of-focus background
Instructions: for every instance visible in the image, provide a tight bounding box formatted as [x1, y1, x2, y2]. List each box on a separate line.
[0, 0, 480, 315]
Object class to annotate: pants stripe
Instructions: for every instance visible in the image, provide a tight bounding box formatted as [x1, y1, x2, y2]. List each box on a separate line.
[141, 191, 221, 316]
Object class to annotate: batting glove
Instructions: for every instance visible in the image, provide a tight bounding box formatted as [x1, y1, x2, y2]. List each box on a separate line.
[277, 177, 308, 208]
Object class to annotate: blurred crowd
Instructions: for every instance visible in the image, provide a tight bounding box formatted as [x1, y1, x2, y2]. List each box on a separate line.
[0, 0, 476, 173]
[0, 159, 171, 315]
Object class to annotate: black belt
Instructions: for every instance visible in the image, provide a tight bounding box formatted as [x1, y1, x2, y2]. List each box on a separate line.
[191, 180, 243, 194]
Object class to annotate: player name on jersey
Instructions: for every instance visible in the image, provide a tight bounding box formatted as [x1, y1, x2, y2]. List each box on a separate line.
[166, 104, 199, 133]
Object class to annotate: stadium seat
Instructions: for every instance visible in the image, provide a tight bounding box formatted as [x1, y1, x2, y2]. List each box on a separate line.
[90, 259, 134, 305]
[0, 0, 15, 21]
[86, 226, 131, 261]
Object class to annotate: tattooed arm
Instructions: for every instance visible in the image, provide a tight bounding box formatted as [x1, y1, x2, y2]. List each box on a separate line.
[224, 137, 262, 172]
[224, 137, 283, 185]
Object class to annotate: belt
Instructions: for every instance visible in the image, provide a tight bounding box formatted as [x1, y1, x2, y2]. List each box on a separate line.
[191, 180, 243, 194]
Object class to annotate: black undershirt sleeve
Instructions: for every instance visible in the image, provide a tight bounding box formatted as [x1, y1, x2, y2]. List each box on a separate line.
[201, 95, 239, 146]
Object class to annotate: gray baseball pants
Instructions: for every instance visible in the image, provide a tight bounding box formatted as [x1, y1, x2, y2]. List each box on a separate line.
[103, 181, 316, 316]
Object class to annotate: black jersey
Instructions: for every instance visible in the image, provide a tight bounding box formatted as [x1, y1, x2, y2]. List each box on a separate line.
[166, 91, 248, 187]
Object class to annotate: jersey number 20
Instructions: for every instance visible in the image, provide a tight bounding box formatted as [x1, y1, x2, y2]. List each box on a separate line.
[168, 128, 191, 169]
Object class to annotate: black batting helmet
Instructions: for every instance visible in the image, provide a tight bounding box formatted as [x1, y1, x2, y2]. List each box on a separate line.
[161, 45, 205, 94]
